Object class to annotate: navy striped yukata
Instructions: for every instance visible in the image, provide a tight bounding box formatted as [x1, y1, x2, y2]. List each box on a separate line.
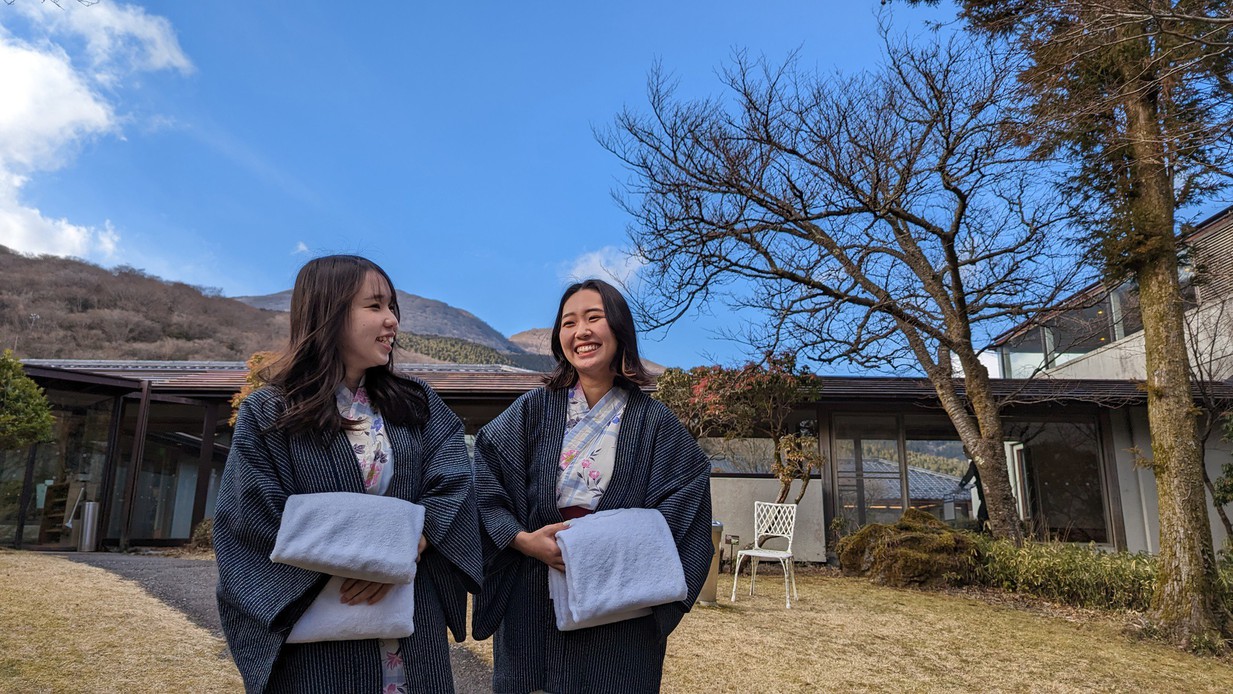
[473, 385, 713, 694]
[215, 383, 483, 693]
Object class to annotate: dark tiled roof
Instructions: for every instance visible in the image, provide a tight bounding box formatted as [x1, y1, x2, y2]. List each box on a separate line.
[803, 376, 1233, 406]
[21, 360, 1233, 406]
[860, 459, 968, 501]
[21, 359, 546, 397]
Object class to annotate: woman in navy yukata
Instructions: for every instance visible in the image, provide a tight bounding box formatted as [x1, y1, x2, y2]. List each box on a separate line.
[473, 278, 713, 693]
[214, 255, 482, 693]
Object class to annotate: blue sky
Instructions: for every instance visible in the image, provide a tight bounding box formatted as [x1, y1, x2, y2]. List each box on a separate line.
[0, 1, 960, 368]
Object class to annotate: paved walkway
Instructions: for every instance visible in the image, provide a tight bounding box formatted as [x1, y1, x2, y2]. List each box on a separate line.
[60, 551, 492, 693]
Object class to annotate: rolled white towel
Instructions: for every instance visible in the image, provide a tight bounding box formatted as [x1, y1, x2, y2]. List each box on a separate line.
[286, 575, 416, 643]
[549, 508, 687, 631]
[270, 492, 424, 584]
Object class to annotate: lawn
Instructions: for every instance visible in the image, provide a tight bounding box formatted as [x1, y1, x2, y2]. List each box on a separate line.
[6, 549, 1230, 693]
[0, 549, 242, 693]
[463, 567, 1233, 693]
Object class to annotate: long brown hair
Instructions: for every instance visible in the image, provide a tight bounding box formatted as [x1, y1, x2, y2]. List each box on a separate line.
[544, 278, 652, 390]
[262, 255, 427, 435]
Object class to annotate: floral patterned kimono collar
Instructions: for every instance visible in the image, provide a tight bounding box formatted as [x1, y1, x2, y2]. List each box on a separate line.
[556, 384, 629, 510]
[334, 380, 392, 495]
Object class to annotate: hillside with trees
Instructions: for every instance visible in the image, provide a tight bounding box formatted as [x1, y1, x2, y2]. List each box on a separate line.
[0, 247, 551, 367]
[0, 246, 287, 360]
[400, 332, 556, 371]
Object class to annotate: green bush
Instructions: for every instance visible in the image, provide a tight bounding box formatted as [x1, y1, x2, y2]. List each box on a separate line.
[973, 537, 1159, 611]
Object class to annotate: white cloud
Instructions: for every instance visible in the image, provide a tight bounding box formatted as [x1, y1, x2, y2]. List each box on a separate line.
[12, 0, 193, 86]
[293, 241, 309, 254]
[0, 3, 190, 261]
[0, 38, 113, 172]
[561, 246, 648, 289]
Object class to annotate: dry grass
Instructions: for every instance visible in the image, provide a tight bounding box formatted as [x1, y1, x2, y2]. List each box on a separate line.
[0, 549, 242, 693]
[462, 568, 1233, 693]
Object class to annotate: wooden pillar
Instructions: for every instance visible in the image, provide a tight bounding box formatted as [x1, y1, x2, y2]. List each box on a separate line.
[190, 402, 220, 532]
[119, 381, 152, 551]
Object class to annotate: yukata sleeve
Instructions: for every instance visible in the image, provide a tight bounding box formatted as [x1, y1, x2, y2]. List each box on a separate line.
[416, 386, 483, 595]
[473, 397, 532, 553]
[214, 390, 323, 635]
[471, 394, 535, 640]
[645, 403, 713, 640]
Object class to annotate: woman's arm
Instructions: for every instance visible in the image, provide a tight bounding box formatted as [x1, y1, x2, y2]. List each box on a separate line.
[214, 390, 323, 632]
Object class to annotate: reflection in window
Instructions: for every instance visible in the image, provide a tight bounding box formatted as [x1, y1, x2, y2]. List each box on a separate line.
[834, 415, 901, 528]
[903, 415, 977, 527]
[1001, 326, 1049, 378]
[1004, 420, 1108, 543]
[1046, 301, 1112, 367]
[1, 390, 114, 548]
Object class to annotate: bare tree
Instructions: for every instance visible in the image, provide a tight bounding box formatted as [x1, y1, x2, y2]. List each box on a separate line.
[603, 33, 1091, 545]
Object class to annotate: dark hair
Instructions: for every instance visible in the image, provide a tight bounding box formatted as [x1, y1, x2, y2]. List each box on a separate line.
[262, 255, 428, 435]
[544, 278, 652, 390]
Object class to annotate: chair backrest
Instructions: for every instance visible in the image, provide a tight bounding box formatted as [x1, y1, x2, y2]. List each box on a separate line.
[752, 501, 796, 552]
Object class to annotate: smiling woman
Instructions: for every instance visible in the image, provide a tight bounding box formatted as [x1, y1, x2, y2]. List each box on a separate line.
[213, 255, 483, 693]
[473, 278, 713, 694]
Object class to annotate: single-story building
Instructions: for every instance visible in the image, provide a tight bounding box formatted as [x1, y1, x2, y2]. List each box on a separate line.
[5, 360, 1231, 562]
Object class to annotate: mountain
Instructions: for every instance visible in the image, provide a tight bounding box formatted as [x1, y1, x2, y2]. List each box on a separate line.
[0, 245, 286, 360]
[401, 332, 555, 371]
[509, 328, 552, 355]
[234, 289, 520, 353]
[0, 247, 659, 372]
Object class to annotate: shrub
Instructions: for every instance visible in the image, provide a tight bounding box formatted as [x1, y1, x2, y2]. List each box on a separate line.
[836, 508, 981, 588]
[973, 536, 1158, 611]
[189, 517, 213, 551]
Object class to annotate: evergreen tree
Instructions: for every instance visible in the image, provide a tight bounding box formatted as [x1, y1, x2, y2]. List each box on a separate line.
[903, 0, 1233, 650]
[0, 350, 54, 451]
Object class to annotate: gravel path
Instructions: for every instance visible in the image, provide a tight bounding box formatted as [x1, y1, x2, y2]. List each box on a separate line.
[59, 551, 492, 693]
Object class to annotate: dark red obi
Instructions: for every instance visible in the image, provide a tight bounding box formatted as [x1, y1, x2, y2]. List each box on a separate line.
[558, 506, 595, 521]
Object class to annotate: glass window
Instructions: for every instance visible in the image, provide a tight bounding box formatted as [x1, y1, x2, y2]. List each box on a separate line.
[1109, 282, 1143, 340]
[1004, 420, 1108, 543]
[903, 414, 974, 527]
[704, 415, 819, 475]
[1001, 326, 1048, 378]
[833, 414, 901, 528]
[1046, 300, 1113, 366]
[108, 401, 211, 542]
[3, 390, 115, 548]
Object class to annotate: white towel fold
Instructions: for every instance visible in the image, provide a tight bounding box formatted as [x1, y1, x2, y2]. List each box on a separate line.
[286, 575, 416, 643]
[270, 492, 424, 584]
[270, 491, 424, 643]
[548, 508, 688, 631]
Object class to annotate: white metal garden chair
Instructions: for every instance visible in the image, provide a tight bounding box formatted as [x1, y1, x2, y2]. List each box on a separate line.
[730, 501, 799, 608]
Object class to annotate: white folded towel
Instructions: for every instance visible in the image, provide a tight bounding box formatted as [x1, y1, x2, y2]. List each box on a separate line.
[286, 575, 416, 643]
[270, 491, 425, 643]
[548, 508, 688, 631]
[270, 492, 424, 584]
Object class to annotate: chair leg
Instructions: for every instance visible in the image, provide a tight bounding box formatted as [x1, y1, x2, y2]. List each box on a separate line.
[730, 556, 744, 602]
[782, 559, 791, 609]
[790, 560, 799, 600]
[749, 558, 759, 595]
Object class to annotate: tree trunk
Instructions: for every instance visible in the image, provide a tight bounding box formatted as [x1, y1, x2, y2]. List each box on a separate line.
[956, 353, 1023, 545]
[1126, 90, 1229, 648]
[915, 336, 1024, 545]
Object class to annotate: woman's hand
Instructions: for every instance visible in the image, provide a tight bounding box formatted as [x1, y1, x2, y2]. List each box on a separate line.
[417, 534, 428, 561]
[339, 578, 394, 606]
[512, 522, 570, 571]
